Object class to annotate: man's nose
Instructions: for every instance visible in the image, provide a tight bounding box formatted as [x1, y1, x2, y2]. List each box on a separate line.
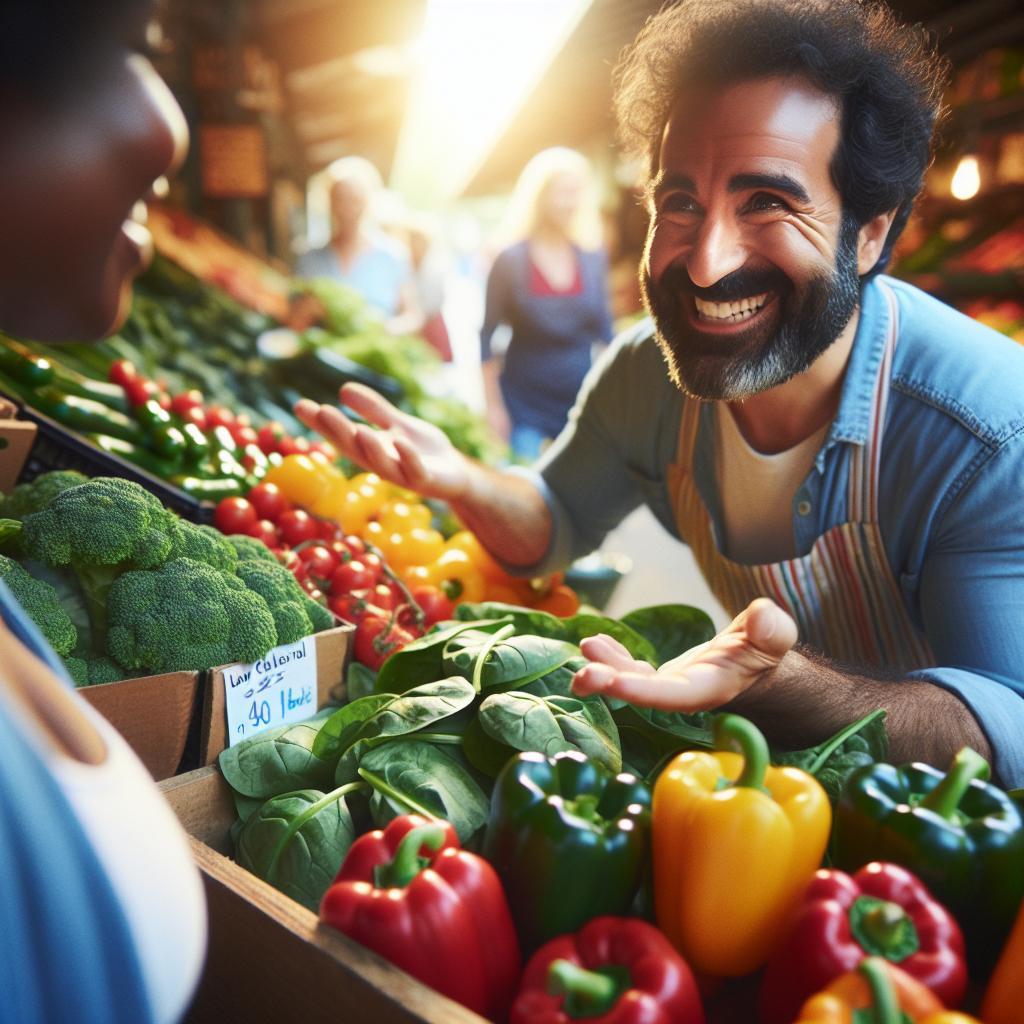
[686, 215, 747, 290]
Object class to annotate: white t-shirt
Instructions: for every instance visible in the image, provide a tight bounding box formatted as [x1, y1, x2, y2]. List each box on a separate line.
[714, 403, 830, 564]
[5, 686, 207, 1023]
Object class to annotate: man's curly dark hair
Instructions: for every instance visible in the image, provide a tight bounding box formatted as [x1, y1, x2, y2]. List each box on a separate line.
[613, 0, 949, 276]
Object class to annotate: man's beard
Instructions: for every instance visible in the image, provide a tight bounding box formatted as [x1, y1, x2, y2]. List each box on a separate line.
[642, 217, 862, 401]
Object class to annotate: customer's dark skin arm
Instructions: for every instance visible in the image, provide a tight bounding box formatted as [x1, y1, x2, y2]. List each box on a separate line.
[295, 383, 551, 566]
[572, 598, 993, 773]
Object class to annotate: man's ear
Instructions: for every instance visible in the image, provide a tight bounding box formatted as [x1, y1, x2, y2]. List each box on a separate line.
[857, 210, 898, 275]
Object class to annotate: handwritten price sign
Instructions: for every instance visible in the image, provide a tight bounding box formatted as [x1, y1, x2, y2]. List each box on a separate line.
[223, 637, 319, 745]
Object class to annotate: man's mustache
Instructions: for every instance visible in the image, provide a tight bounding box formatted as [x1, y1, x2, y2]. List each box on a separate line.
[654, 264, 791, 303]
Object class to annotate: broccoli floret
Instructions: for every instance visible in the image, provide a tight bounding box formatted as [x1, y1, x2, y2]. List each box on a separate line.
[0, 470, 89, 519]
[235, 559, 316, 646]
[62, 654, 128, 687]
[303, 594, 336, 633]
[0, 554, 77, 656]
[21, 477, 180, 645]
[106, 557, 278, 673]
[167, 520, 238, 572]
[226, 533, 278, 564]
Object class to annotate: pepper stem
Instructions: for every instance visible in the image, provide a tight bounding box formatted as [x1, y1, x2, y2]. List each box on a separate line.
[547, 960, 620, 1018]
[373, 823, 446, 889]
[919, 746, 990, 820]
[849, 896, 919, 962]
[713, 714, 770, 792]
[859, 957, 901, 1024]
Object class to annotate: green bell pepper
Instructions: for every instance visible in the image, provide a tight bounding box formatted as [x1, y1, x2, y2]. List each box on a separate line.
[832, 746, 1024, 969]
[482, 750, 651, 952]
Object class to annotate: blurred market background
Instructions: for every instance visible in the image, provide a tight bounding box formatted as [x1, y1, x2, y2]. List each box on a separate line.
[7, 0, 1024, 624]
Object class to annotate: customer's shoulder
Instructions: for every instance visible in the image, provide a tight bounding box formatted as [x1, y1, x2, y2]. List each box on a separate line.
[886, 277, 1024, 446]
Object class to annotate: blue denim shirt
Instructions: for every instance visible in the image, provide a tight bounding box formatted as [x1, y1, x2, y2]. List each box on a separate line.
[526, 275, 1024, 786]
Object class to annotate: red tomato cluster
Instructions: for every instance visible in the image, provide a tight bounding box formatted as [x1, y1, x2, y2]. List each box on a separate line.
[212, 486, 454, 670]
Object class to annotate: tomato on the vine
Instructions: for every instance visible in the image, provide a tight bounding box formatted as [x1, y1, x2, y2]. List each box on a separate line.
[214, 496, 258, 535]
[257, 421, 287, 454]
[330, 559, 378, 594]
[170, 389, 204, 419]
[205, 405, 236, 429]
[247, 482, 290, 522]
[123, 376, 159, 407]
[246, 518, 280, 549]
[108, 359, 137, 388]
[277, 508, 319, 546]
[409, 585, 454, 627]
[368, 582, 398, 613]
[354, 614, 415, 670]
[297, 544, 339, 581]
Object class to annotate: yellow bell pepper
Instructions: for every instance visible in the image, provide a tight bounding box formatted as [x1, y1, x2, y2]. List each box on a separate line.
[653, 713, 830, 976]
[982, 891, 1024, 1024]
[796, 956, 980, 1023]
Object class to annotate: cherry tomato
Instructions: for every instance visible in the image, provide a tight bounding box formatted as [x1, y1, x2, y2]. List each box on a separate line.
[297, 544, 339, 581]
[330, 559, 377, 594]
[108, 359, 137, 388]
[246, 518, 280, 549]
[368, 582, 399, 613]
[339, 534, 367, 559]
[409, 585, 454, 627]
[246, 482, 290, 522]
[354, 614, 415, 670]
[257, 421, 287, 454]
[123, 376, 158, 407]
[214, 496, 258, 535]
[277, 435, 311, 456]
[230, 424, 259, 448]
[205, 405, 236, 429]
[360, 550, 384, 579]
[277, 508, 319, 546]
[329, 590, 373, 623]
[179, 405, 208, 431]
[315, 517, 339, 542]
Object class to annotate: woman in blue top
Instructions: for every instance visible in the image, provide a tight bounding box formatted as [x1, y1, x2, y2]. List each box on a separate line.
[480, 148, 614, 461]
[0, 3, 206, 1021]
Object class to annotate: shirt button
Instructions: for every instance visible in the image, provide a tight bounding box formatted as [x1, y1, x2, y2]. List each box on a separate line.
[797, 499, 812, 516]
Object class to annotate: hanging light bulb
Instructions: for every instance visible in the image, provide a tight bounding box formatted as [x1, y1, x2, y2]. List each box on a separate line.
[951, 154, 981, 201]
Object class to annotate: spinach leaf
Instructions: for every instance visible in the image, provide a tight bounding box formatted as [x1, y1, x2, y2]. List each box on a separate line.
[520, 657, 587, 698]
[479, 690, 622, 773]
[374, 619, 504, 694]
[218, 710, 336, 799]
[461, 714, 517, 778]
[345, 660, 377, 701]
[773, 709, 888, 804]
[455, 602, 659, 663]
[619, 604, 716, 666]
[443, 632, 580, 693]
[354, 677, 477, 742]
[232, 792, 264, 823]
[234, 782, 360, 911]
[311, 693, 395, 761]
[356, 739, 490, 842]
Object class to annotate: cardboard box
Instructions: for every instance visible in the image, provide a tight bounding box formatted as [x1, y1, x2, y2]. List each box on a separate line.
[82, 669, 201, 781]
[159, 767, 486, 1024]
[197, 622, 353, 767]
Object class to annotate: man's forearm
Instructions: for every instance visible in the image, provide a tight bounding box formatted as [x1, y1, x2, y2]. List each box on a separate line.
[450, 461, 552, 568]
[725, 645, 992, 770]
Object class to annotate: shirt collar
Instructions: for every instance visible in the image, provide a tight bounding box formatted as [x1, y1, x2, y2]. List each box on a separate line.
[824, 274, 892, 450]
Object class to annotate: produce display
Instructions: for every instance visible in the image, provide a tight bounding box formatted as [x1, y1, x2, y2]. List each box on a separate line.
[0, 472, 335, 684]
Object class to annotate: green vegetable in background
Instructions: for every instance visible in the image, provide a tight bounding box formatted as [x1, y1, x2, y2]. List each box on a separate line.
[0, 552, 77, 656]
[234, 782, 362, 911]
[619, 603, 716, 665]
[235, 559, 326, 645]
[0, 470, 88, 521]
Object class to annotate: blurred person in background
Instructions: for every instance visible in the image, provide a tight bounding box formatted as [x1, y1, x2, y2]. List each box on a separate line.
[0, 2, 206, 1021]
[294, 155, 423, 336]
[479, 147, 613, 460]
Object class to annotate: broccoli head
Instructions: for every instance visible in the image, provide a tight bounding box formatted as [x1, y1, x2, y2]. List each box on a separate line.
[63, 656, 88, 687]
[0, 554, 77, 656]
[0, 470, 89, 520]
[225, 533, 278, 564]
[235, 559, 317, 646]
[106, 557, 278, 673]
[21, 477, 180, 644]
[167, 521, 238, 573]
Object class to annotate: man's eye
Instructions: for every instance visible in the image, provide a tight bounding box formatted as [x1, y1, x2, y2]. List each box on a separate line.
[660, 194, 700, 215]
[747, 193, 788, 213]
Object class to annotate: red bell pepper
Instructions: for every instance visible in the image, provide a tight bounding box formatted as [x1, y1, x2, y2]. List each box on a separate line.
[510, 916, 705, 1024]
[760, 861, 967, 1024]
[320, 814, 520, 1021]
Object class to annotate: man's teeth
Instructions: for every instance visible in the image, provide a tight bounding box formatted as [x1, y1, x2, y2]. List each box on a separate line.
[693, 293, 768, 322]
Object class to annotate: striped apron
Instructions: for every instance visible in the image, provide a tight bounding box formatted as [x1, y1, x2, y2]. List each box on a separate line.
[666, 281, 935, 671]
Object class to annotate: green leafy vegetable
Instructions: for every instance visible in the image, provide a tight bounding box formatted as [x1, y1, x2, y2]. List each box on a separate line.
[619, 604, 715, 666]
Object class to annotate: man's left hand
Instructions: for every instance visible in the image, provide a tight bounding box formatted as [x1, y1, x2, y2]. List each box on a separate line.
[572, 597, 798, 710]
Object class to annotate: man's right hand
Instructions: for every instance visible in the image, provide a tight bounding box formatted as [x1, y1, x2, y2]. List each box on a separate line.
[294, 383, 471, 501]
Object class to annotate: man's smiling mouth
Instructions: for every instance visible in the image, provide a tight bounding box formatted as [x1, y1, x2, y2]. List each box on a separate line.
[693, 292, 769, 324]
